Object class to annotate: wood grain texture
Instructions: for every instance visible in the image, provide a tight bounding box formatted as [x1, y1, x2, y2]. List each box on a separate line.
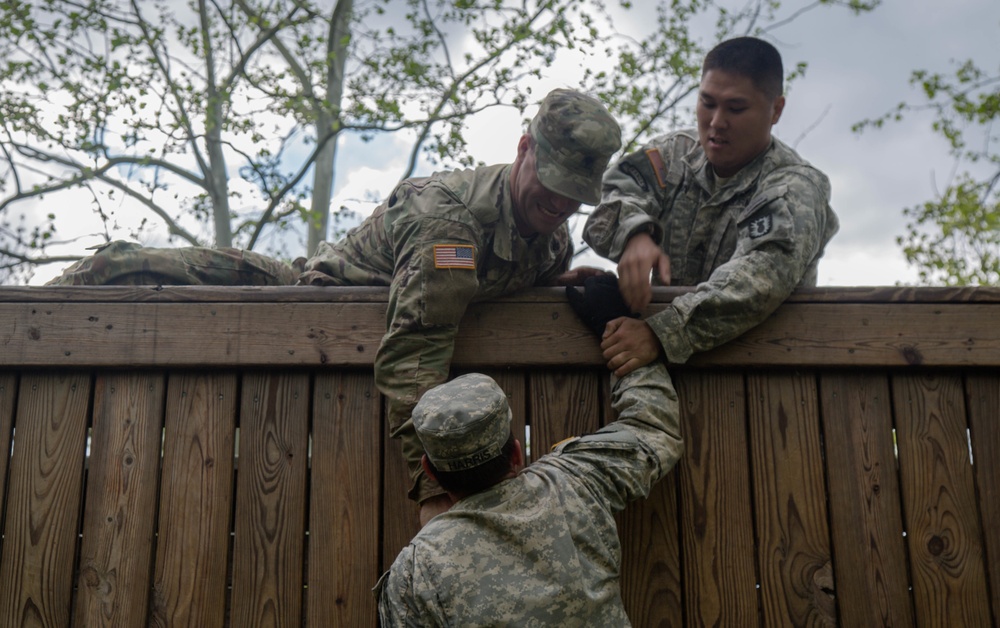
[309, 371, 381, 628]
[380, 394, 420, 575]
[675, 370, 759, 627]
[892, 373, 992, 627]
[0, 372, 90, 628]
[526, 369, 602, 458]
[687, 303, 1000, 368]
[4, 284, 1000, 304]
[231, 372, 310, 628]
[0, 373, 16, 564]
[74, 372, 166, 627]
[3, 298, 997, 369]
[619, 472, 682, 628]
[149, 373, 237, 628]
[964, 372, 1000, 625]
[2, 283, 1000, 628]
[747, 372, 836, 627]
[819, 373, 913, 627]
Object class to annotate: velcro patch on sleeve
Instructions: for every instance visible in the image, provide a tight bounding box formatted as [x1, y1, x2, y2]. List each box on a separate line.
[433, 244, 476, 270]
[645, 149, 669, 188]
[746, 212, 773, 239]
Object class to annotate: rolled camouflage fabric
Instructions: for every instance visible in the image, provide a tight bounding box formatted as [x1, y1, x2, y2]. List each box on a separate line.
[412, 373, 511, 472]
[530, 88, 622, 205]
[46, 240, 301, 286]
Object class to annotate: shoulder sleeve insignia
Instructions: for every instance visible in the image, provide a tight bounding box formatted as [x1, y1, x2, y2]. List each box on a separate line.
[645, 149, 669, 188]
[746, 214, 773, 239]
[433, 244, 476, 270]
[618, 162, 649, 192]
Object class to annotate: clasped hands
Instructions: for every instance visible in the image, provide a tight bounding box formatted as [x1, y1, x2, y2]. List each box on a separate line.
[566, 234, 670, 376]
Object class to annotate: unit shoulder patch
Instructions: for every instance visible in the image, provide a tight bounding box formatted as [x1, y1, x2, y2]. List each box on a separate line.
[747, 214, 773, 239]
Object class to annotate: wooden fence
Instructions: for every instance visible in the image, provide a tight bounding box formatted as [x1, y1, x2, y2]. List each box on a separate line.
[0, 285, 997, 627]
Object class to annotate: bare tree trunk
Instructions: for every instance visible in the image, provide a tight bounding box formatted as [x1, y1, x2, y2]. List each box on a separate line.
[199, 0, 233, 248]
[307, 0, 353, 256]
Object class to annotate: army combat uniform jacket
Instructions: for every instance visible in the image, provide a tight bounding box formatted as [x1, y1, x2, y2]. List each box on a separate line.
[302, 164, 573, 502]
[49, 164, 572, 503]
[375, 362, 683, 626]
[583, 130, 839, 363]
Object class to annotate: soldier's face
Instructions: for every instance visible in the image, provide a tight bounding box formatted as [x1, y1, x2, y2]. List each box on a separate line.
[510, 135, 581, 237]
[697, 69, 784, 178]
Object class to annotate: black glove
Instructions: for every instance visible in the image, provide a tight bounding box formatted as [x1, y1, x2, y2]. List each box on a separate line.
[565, 274, 637, 337]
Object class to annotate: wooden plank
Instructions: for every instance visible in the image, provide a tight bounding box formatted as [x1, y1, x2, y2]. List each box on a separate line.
[5, 284, 1000, 305]
[819, 373, 913, 626]
[0, 373, 15, 564]
[893, 373, 992, 626]
[3, 300, 998, 369]
[619, 467, 681, 628]
[0, 372, 90, 628]
[964, 372, 1000, 625]
[149, 373, 237, 627]
[747, 372, 836, 627]
[688, 303, 1000, 368]
[231, 372, 310, 628]
[74, 372, 166, 627]
[675, 370, 758, 626]
[0, 302, 387, 368]
[380, 398, 420, 575]
[309, 371, 381, 628]
[527, 368, 602, 459]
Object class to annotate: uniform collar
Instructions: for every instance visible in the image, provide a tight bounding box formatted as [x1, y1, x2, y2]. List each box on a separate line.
[494, 168, 518, 261]
[495, 165, 554, 262]
[685, 137, 775, 204]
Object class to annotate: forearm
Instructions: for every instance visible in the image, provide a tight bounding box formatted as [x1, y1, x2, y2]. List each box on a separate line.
[583, 201, 662, 262]
[647, 247, 798, 363]
[376, 327, 458, 502]
[607, 361, 683, 480]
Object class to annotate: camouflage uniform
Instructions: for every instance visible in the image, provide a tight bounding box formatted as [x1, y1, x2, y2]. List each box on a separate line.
[48, 240, 302, 286]
[47, 167, 573, 503]
[303, 164, 574, 502]
[47, 89, 622, 506]
[375, 363, 683, 626]
[583, 129, 839, 364]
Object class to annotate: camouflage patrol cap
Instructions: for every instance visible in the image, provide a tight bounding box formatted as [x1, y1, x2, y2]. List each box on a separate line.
[530, 88, 622, 205]
[413, 373, 512, 473]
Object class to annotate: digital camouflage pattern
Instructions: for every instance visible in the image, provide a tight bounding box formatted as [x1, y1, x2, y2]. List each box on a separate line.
[530, 88, 621, 205]
[584, 129, 839, 363]
[375, 362, 683, 626]
[412, 373, 512, 472]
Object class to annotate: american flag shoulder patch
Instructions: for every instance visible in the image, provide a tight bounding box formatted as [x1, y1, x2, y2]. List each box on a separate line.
[433, 244, 476, 270]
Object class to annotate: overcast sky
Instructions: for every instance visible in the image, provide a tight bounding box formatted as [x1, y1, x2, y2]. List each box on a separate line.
[26, 0, 999, 286]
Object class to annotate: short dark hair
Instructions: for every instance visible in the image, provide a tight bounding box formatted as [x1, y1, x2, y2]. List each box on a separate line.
[427, 433, 517, 495]
[703, 37, 783, 100]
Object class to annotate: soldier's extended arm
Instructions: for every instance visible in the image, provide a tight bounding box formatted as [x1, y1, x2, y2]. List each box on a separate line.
[583, 139, 684, 263]
[549, 361, 682, 512]
[375, 214, 481, 504]
[647, 171, 832, 363]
